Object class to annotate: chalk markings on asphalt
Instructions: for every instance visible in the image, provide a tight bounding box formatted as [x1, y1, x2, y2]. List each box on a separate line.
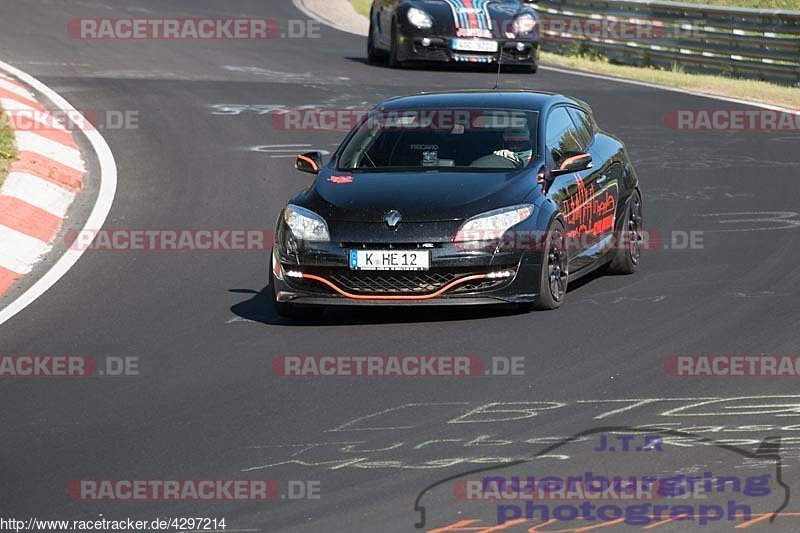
[251, 144, 330, 159]
[698, 211, 800, 232]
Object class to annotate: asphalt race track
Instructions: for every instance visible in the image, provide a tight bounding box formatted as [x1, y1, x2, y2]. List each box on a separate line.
[1, 1, 799, 531]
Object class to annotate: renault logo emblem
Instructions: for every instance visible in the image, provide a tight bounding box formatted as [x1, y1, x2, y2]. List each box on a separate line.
[384, 210, 402, 228]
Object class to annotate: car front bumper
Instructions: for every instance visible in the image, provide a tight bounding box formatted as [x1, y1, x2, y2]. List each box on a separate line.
[396, 34, 539, 66]
[272, 242, 544, 308]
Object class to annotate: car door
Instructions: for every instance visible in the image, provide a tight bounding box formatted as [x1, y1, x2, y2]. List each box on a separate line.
[565, 106, 619, 266]
[543, 106, 603, 272]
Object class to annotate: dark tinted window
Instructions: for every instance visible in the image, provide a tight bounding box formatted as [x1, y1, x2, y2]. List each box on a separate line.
[337, 108, 539, 172]
[567, 107, 593, 149]
[545, 107, 582, 164]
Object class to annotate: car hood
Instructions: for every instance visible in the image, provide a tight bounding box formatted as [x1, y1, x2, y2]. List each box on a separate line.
[297, 169, 536, 223]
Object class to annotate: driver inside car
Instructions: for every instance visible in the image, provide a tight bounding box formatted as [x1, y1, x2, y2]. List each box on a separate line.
[493, 127, 533, 168]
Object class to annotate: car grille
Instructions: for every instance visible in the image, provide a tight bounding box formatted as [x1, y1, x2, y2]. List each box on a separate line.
[329, 271, 458, 294]
[286, 268, 510, 296]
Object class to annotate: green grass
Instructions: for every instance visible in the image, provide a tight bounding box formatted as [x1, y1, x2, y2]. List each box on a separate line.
[675, 0, 799, 9]
[541, 52, 800, 109]
[350, 0, 372, 17]
[0, 105, 16, 189]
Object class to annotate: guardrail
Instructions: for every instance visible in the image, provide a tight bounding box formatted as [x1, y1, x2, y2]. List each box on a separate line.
[532, 0, 800, 86]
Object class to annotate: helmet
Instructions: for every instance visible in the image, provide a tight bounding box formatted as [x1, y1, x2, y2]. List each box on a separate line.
[503, 127, 533, 163]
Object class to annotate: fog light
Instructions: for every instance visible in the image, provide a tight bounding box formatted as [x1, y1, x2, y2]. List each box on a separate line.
[516, 42, 527, 52]
[285, 270, 304, 278]
[487, 270, 515, 279]
[422, 38, 432, 47]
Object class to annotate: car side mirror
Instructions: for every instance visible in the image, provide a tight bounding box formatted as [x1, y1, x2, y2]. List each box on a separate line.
[296, 151, 324, 174]
[551, 152, 592, 177]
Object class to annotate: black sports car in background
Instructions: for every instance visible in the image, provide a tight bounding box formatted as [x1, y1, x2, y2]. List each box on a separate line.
[367, 0, 540, 71]
[271, 90, 643, 319]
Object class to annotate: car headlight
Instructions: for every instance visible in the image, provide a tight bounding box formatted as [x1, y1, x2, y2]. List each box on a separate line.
[407, 7, 434, 29]
[513, 13, 537, 34]
[454, 205, 535, 242]
[284, 205, 330, 242]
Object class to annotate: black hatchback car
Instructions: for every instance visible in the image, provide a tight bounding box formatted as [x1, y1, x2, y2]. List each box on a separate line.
[271, 90, 643, 318]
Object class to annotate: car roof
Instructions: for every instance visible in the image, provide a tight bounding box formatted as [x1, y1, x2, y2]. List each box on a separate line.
[377, 90, 585, 113]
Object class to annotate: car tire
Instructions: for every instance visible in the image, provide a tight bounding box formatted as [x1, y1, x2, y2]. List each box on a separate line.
[367, 13, 384, 64]
[388, 20, 404, 69]
[532, 219, 569, 310]
[606, 189, 643, 275]
[270, 261, 324, 320]
[527, 62, 538, 74]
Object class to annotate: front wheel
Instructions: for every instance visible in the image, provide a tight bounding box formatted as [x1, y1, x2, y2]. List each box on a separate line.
[388, 21, 404, 68]
[532, 220, 569, 310]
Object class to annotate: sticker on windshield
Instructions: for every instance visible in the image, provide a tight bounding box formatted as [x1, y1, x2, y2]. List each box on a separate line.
[422, 150, 439, 167]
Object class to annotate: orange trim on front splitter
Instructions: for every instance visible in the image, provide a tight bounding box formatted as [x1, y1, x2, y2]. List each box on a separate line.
[299, 273, 490, 300]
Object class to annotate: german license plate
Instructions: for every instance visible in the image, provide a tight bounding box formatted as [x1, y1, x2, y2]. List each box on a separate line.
[349, 250, 430, 271]
[452, 39, 498, 52]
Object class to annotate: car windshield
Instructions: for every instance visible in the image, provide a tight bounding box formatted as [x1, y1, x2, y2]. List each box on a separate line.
[337, 108, 539, 172]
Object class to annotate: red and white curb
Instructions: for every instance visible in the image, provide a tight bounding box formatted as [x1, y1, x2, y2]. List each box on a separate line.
[0, 75, 84, 296]
[0, 60, 117, 326]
